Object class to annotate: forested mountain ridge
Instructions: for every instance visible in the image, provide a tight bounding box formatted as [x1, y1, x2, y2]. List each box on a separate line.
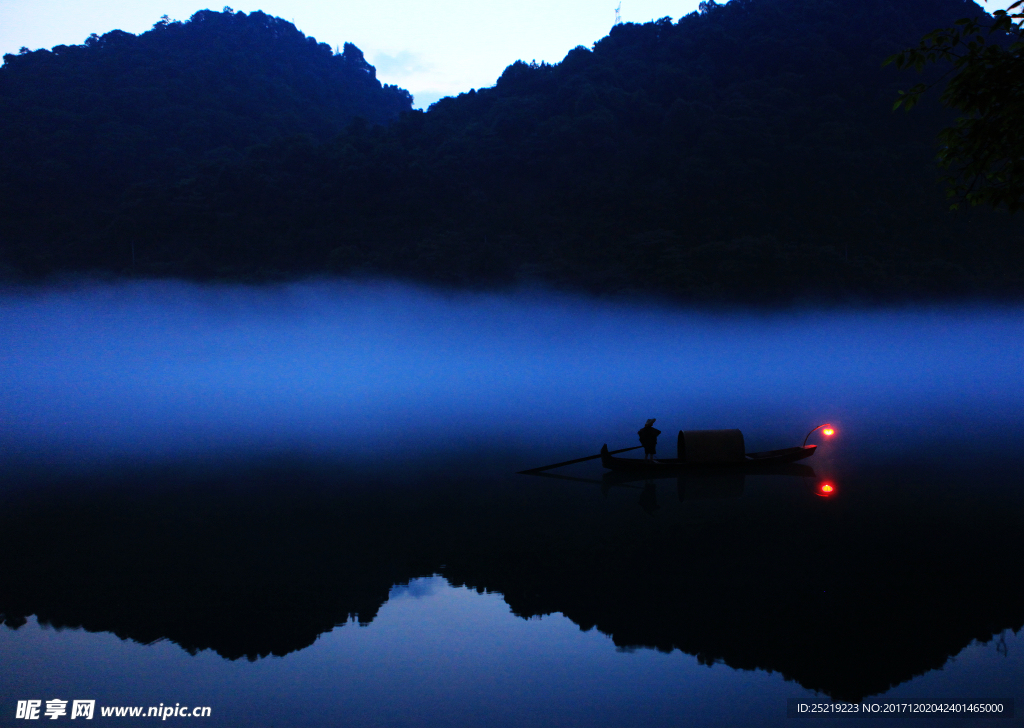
[0, 9, 411, 265]
[2, 1, 1021, 301]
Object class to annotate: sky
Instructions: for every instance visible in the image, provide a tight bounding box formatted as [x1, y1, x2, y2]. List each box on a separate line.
[0, 0, 1015, 109]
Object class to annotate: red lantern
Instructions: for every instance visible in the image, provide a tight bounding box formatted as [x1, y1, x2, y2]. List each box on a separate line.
[803, 423, 836, 446]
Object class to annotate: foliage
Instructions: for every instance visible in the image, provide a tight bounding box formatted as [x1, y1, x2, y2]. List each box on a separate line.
[0, 9, 411, 247]
[1, 0, 1022, 301]
[887, 1, 1024, 211]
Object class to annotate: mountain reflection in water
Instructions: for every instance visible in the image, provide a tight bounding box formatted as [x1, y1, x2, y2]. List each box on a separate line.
[1, 452, 1021, 708]
[0, 282, 1022, 725]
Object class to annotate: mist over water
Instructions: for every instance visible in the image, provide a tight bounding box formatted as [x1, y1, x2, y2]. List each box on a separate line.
[2, 279, 1023, 727]
[0, 279, 1022, 477]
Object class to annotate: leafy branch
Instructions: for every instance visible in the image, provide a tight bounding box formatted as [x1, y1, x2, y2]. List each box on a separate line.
[885, 1, 1024, 211]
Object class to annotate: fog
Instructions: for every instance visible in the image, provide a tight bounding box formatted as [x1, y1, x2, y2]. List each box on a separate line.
[1, 280, 1021, 475]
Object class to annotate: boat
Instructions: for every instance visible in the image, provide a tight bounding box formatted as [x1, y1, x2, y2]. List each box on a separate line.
[600, 428, 817, 473]
[599, 443, 816, 472]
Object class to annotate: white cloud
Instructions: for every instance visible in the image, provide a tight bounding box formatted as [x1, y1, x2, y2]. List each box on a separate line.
[372, 50, 431, 77]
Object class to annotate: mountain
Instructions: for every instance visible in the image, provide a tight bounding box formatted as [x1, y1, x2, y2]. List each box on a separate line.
[0, 8, 411, 269]
[2, 0, 1022, 301]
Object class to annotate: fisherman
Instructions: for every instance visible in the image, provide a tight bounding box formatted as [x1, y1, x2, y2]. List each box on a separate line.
[638, 418, 661, 461]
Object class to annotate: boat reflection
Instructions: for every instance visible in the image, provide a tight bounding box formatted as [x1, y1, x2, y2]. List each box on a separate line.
[600, 462, 817, 502]
[638, 481, 660, 514]
[526, 462, 816, 505]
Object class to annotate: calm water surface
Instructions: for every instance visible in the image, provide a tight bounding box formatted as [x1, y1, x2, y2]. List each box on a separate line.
[0, 281, 1021, 727]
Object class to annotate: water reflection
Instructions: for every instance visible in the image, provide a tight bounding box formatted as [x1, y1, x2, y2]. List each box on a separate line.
[677, 471, 747, 500]
[597, 462, 817, 501]
[638, 480, 660, 513]
[0, 282, 1022, 719]
[1, 453, 1021, 705]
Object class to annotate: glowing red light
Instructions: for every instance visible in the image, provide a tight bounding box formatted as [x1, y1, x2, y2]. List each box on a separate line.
[816, 482, 836, 497]
[822, 428, 835, 437]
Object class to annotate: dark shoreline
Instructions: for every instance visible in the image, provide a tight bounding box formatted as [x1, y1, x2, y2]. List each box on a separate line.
[2, 270, 1024, 309]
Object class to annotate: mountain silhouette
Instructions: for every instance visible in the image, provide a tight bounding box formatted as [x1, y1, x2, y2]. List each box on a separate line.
[0, 8, 410, 279]
[1, 0, 1021, 298]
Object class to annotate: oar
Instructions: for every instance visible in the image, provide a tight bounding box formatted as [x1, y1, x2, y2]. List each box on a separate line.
[516, 446, 642, 474]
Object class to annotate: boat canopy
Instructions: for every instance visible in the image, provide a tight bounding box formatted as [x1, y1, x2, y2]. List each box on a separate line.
[677, 429, 746, 464]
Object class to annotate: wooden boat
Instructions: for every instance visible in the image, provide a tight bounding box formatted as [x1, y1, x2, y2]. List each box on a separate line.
[519, 424, 831, 477]
[600, 428, 816, 473]
[600, 443, 815, 472]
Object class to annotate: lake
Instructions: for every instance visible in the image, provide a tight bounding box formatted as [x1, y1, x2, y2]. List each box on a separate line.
[0, 280, 1021, 727]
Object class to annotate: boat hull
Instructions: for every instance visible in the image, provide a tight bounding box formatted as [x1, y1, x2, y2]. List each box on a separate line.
[600, 444, 816, 473]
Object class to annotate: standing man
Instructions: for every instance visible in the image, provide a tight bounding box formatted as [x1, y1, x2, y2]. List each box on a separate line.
[638, 418, 661, 461]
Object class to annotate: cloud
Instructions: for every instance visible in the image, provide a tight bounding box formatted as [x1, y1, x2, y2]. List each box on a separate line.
[390, 576, 447, 600]
[371, 50, 430, 77]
